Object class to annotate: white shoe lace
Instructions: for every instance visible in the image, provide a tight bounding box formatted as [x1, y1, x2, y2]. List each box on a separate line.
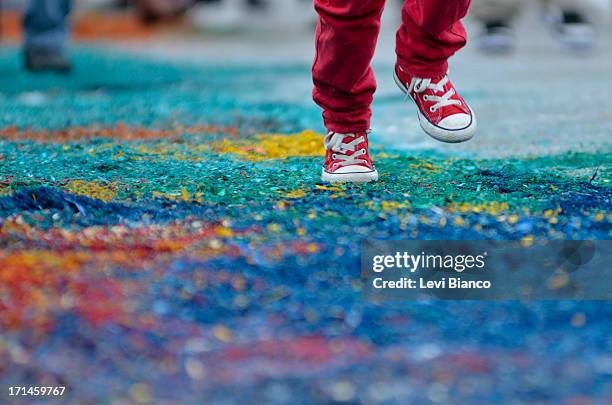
[406, 76, 462, 113]
[324, 132, 368, 167]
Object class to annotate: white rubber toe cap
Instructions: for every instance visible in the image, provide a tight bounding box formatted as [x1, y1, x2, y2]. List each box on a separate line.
[321, 167, 379, 183]
[417, 109, 476, 143]
[438, 113, 472, 131]
[332, 165, 374, 174]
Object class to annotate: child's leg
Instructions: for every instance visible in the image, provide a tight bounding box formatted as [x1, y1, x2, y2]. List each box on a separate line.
[396, 0, 471, 78]
[23, 0, 72, 72]
[312, 0, 386, 134]
[393, 0, 476, 143]
[23, 0, 72, 53]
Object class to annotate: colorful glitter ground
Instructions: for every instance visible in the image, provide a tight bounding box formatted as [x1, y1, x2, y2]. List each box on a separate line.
[0, 49, 611, 404]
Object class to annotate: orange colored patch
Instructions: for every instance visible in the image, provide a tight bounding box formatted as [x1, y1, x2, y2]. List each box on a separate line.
[0, 219, 247, 330]
[0, 123, 239, 143]
[0, 10, 186, 42]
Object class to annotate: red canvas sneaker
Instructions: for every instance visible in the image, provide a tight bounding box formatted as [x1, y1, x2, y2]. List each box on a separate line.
[321, 131, 379, 183]
[394, 66, 476, 143]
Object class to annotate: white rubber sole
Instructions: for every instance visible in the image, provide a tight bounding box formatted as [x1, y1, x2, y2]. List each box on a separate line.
[321, 168, 379, 183]
[393, 70, 477, 144]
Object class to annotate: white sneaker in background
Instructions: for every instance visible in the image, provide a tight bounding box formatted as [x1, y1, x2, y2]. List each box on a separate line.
[556, 13, 597, 51]
[545, 6, 597, 51]
[478, 22, 515, 54]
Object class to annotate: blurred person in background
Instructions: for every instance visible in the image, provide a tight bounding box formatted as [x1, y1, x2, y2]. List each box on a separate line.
[20, 0, 194, 72]
[23, 0, 72, 72]
[472, 0, 611, 53]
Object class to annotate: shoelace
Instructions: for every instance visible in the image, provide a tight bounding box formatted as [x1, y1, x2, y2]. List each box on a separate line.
[406, 76, 462, 112]
[324, 132, 368, 167]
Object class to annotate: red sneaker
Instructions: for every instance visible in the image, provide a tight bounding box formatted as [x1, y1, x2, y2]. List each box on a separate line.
[321, 131, 379, 183]
[394, 66, 476, 143]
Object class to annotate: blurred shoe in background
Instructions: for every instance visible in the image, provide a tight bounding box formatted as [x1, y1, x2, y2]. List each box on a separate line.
[549, 8, 597, 51]
[478, 20, 515, 54]
[471, 0, 520, 54]
[470, 0, 610, 54]
[24, 46, 71, 72]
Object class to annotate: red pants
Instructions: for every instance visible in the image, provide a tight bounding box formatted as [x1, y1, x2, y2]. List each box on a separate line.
[313, 0, 471, 133]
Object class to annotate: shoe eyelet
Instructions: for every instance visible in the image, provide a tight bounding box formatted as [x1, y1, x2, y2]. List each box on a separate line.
[423, 95, 429, 101]
[332, 154, 337, 159]
[429, 107, 436, 113]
